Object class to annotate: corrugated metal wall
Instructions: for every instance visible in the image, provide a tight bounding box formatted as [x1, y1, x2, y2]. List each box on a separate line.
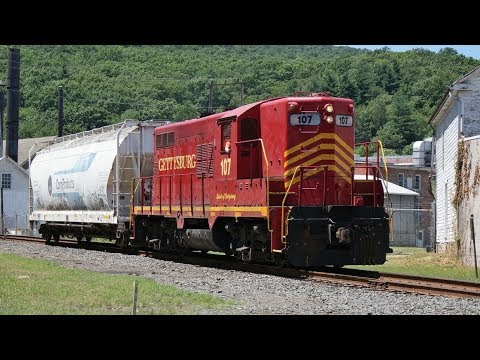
[0, 158, 29, 232]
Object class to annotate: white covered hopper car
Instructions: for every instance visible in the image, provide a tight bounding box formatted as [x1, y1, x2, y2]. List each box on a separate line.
[29, 120, 167, 244]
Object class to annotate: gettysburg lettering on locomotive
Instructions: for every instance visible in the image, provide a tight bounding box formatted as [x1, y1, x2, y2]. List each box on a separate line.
[158, 154, 196, 171]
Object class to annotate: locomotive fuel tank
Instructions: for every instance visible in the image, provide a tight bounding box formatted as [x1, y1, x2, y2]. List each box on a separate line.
[178, 229, 223, 252]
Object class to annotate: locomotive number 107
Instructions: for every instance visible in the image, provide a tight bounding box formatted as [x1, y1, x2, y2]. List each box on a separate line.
[220, 158, 231, 176]
[289, 113, 320, 126]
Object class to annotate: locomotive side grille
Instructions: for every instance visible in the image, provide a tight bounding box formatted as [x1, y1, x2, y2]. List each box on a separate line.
[196, 143, 214, 178]
[207, 143, 214, 177]
[156, 132, 175, 149]
[196, 144, 206, 176]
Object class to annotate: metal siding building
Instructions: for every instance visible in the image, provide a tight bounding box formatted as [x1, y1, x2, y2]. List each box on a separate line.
[355, 176, 419, 246]
[0, 156, 29, 232]
[383, 181, 420, 247]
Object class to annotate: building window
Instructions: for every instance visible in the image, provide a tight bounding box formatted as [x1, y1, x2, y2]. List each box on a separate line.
[414, 175, 421, 190]
[1, 173, 12, 189]
[398, 173, 404, 187]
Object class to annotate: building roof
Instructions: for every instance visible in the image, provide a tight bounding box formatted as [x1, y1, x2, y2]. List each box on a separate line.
[428, 65, 480, 126]
[2, 136, 56, 168]
[383, 181, 420, 196]
[0, 155, 29, 177]
[355, 155, 413, 165]
[354, 175, 419, 196]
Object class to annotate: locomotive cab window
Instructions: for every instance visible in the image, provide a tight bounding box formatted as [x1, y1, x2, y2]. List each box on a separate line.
[218, 119, 233, 155]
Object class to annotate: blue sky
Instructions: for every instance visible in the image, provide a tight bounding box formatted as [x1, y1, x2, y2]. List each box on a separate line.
[345, 45, 480, 59]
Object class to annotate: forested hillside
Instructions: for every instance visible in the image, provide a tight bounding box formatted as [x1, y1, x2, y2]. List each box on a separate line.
[0, 45, 478, 154]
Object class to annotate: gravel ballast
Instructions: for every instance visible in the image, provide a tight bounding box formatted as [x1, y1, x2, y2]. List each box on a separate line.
[1, 239, 480, 315]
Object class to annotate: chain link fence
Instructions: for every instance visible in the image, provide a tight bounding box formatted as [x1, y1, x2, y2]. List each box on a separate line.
[390, 207, 434, 250]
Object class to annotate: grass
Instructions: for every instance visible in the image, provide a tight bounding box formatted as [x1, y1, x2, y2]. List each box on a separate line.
[0, 253, 234, 315]
[346, 247, 480, 282]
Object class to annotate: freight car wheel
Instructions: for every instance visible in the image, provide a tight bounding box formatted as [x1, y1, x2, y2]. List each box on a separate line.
[76, 236, 83, 244]
[85, 237, 92, 243]
[53, 234, 60, 243]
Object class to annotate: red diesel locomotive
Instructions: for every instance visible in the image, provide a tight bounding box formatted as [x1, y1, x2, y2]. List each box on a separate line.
[131, 92, 391, 267]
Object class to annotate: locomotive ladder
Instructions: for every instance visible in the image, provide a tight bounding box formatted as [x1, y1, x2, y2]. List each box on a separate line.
[114, 124, 147, 222]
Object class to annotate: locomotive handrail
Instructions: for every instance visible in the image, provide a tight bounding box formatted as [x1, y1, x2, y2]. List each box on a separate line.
[235, 138, 271, 233]
[281, 166, 300, 244]
[280, 165, 327, 245]
[129, 177, 137, 231]
[289, 91, 333, 97]
[114, 122, 127, 217]
[354, 139, 394, 242]
[370, 167, 394, 244]
[377, 140, 389, 194]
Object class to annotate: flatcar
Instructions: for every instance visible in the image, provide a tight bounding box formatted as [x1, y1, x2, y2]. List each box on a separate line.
[130, 92, 392, 267]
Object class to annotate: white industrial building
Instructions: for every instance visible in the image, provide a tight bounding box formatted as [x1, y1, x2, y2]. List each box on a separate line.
[0, 136, 55, 234]
[0, 155, 29, 233]
[429, 65, 480, 255]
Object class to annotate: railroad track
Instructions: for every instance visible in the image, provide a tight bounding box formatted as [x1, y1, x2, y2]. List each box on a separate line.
[3, 235, 480, 299]
[304, 268, 480, 299]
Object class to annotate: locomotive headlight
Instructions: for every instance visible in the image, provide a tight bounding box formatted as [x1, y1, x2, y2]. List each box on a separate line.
[324, 103, 334, 113]
[326, 115, 334, 124]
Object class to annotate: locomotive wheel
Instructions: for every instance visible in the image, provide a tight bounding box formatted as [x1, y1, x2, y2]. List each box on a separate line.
[177, 247, 191, 257]
[274, 255, 287, 268]
[44, 234, 52, 244]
